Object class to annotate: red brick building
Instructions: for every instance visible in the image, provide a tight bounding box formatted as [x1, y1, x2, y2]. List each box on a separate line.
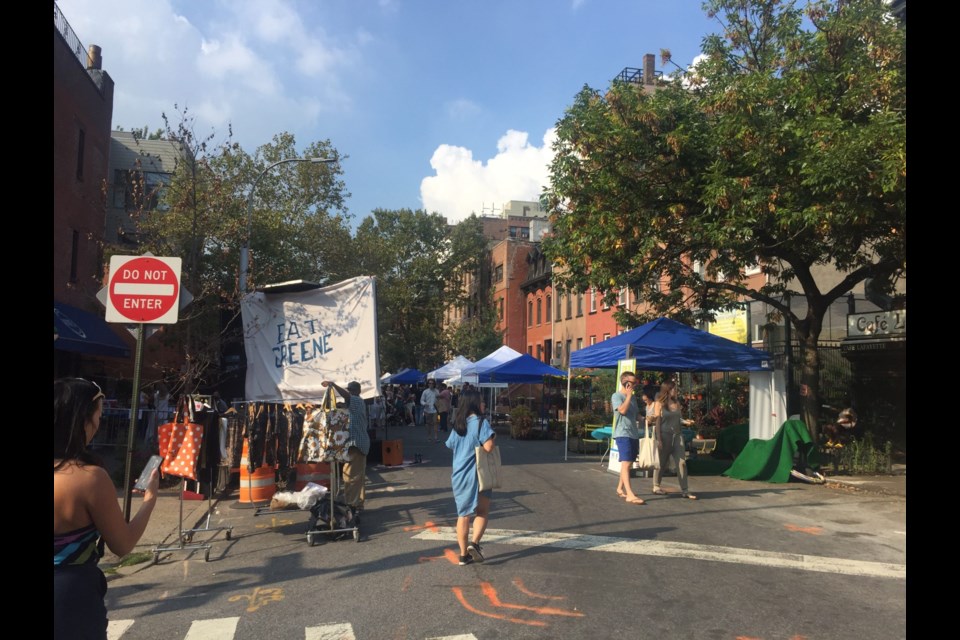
[54, 6, 131, 384]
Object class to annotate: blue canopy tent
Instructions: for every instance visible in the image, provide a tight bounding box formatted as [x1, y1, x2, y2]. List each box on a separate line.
[570, 317, 773, 371]
[383, 368, 426, 385]
[565, 317, 780, 460]
[478, 353, 566, 383]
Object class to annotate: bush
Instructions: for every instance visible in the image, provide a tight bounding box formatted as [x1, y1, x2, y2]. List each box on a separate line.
[827, 434, 893, 475]
[509, 405, 535, 439]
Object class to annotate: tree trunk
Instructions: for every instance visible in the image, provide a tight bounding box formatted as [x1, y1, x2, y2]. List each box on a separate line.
[798, 328, 821, 443]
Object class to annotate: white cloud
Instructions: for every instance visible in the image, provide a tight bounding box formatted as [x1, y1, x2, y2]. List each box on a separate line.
[421, 128, 557, 224]
[58, 0, 359, 146]
[445, 98, 482, 121]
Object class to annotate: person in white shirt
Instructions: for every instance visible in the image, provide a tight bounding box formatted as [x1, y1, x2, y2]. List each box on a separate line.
[421, 380, 440, 443]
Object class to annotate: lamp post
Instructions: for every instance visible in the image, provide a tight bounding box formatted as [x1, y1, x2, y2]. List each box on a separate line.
[240, 156, 336, 294]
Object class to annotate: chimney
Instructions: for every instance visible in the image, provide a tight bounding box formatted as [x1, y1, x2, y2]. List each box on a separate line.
[86, 44, 102, 70]
[643, 53, 656, 85]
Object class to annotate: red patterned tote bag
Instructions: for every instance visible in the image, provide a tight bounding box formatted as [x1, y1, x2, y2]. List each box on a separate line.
[157, 396, 205, 480]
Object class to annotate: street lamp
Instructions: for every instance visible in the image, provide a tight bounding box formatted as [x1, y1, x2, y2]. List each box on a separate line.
[239, 156, 336, 294]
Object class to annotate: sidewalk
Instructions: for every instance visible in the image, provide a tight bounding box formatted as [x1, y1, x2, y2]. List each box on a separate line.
[821, 463, 906, 497]
[103, 483, 231, 580]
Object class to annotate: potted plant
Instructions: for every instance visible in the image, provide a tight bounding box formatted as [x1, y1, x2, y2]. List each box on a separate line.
[510, 405, 535, 440]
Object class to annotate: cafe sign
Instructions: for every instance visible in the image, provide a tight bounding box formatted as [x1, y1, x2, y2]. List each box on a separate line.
[847, 310, 906, 337]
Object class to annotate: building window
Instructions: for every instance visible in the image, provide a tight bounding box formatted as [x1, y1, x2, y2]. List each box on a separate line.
[528, 345, 533, 356]
[556, 293, 562, 321]
[565, 339, 572, 361]
[603, 333, 611, 341]
[494, 263, 504, 283]
[528, 301, 533, 327]
[576, 292, 584, 316]
[618, 288, 628, 306]
[555, 341, 562, 361]
[536, 298, 542, 325]
[76, 128, 85, 181]
[498, 297, 504, 320]
[590, 287, 597, 313]
[590, 335, 597, 346]
[566, 294, 572, 319]
[70, 230, 79, 282]
[602, 293, 611, 311]
[545, 295, 552, 322]
[536, 344, 543, 360]
[576, 337, 583, 351]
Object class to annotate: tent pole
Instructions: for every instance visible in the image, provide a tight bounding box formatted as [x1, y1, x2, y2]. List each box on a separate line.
[564, 368, 572, 461]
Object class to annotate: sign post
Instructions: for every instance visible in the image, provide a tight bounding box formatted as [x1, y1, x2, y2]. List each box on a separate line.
[105, 255, 182, 521]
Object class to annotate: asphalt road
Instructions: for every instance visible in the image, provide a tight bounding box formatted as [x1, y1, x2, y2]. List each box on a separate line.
[103, 427, 906, 640]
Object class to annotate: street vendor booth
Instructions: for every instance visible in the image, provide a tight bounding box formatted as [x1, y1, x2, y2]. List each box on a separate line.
[238, 276, 381, 545]
[565, 318, 783, 468]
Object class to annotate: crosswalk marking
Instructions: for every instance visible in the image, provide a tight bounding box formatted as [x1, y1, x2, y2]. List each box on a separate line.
[105, 620, 478, 639]
[107, 619, 135, 640]
[305, 622, 355, 640]
[412, 527, 906, 579]
[184, 617, 241, 640]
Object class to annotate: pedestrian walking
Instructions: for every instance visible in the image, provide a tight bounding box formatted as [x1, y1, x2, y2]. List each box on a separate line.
[445, 388, 496, 565]
[651, 380, 697, 500]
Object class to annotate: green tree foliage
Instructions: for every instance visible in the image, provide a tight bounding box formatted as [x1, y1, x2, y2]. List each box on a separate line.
[351, 211, 497, 372]
[542, 0, 904, 437]
[131, 108, 352, 392]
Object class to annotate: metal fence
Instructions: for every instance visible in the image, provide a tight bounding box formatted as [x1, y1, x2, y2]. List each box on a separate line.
[54, 2, 89, 68]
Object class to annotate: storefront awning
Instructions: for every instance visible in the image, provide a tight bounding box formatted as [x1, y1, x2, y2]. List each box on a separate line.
[54, 301, 130, 359]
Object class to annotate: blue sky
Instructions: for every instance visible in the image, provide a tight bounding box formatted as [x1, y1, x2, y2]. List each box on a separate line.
[60, 0, 719, 226]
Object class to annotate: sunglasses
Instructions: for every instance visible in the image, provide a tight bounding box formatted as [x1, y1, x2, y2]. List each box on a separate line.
[79, 378, 105, 402]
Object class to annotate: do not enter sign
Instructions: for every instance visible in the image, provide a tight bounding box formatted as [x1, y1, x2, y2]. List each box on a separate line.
[105, 255, 182, 324]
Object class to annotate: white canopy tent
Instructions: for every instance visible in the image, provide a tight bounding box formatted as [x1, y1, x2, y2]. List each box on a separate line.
[457, 346, 523, 387]
[426, 355, 474, 381]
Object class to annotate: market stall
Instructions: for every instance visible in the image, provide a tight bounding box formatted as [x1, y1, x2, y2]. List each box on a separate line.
[565, 318, 781, 467]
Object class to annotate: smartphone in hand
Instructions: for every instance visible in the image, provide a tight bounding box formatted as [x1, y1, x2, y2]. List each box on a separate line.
[134, 455, 163, 492]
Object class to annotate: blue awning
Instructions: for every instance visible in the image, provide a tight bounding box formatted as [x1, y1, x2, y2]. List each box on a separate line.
[54, 302, 131, 359]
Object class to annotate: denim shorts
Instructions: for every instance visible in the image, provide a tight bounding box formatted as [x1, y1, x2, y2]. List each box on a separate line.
[615, 437, 639, 462]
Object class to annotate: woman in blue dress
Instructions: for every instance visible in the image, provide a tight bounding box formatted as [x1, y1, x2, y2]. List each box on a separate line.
[445, 388, 496, 566]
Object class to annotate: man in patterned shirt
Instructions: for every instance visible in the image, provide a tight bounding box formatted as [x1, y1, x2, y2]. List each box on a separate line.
[322, 380, 371, 510]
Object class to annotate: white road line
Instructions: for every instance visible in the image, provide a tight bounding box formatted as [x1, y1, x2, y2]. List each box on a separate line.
[426, 635, 479, 640]
[184, 617, 240, 640]
[412, 527, 906, 579]
[107, 619, 135, 639]
[305, 622, 356, 640]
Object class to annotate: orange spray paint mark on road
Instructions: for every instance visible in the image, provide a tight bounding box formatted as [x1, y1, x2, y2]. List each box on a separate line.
[451, 587, 547, 628]
[512, 578, 566, 600]
[784, 524, 824, 535]
[402, 520, 441, 533]
[479, 582, 584, 618]
[400, 575, 413, 592]
[418, 548, 460, 564]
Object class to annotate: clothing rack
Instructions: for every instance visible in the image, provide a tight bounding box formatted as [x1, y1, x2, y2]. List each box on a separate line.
[152, 468, 233, 563]
[151, 395, 233, 564]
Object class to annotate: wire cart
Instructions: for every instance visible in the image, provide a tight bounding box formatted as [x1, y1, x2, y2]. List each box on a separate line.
[152, 469, 233, 564]
[305, 460, 359, 545]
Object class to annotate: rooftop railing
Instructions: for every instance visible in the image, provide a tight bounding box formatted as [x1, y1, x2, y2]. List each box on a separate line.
[54, 1, 89, 69]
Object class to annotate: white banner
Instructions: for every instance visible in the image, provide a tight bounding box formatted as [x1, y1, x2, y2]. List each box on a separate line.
[242, 276, 380, 401]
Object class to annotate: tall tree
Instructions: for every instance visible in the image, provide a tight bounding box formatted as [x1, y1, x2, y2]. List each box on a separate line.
[132, 109, 352, 392]
[351, 211, 496, 372]
[542, 0, 905, 437]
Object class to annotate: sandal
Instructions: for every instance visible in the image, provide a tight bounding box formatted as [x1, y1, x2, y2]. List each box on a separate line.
[616, 489, 627, 498]
[682, 493, 698, 500]
[625, 497, 646, 505]
[651, 487, 666, 495]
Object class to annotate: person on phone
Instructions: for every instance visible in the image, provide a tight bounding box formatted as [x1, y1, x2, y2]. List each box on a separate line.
[54, 378, 160, 639]
[651, 380, 697, 499]
[445, 388, 496, 565]
[612, 371, 645, 505]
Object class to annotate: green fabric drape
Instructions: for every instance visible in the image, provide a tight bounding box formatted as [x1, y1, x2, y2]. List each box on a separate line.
[723, 420, 820, 483]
